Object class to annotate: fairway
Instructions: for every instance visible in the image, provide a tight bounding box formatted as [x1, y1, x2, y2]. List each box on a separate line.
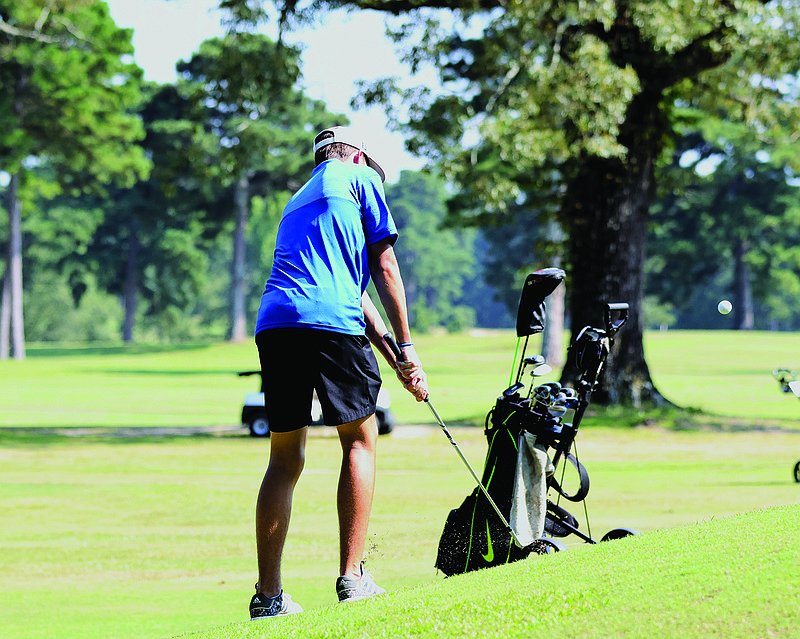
[2, 330, 800, 430]
[644, 330, 800, 421]
[2, 330, 800, 638]
[1, 425, 799, 639]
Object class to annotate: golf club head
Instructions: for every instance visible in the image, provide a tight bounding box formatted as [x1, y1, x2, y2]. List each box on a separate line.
[502, 381, 525, 397]
[524, 355, 546, 367]
[534, 385, 552, 399]
[530, 364, 553, 378]
[558, 397, 579, 410]
[544, 382, 562, 394]
[547, 404, 568, 418]
[515, 268, 566, 337]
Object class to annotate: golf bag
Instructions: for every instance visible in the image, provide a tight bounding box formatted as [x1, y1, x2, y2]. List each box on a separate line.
[433, 395, 583, 575]
[435, 269, 632, 576]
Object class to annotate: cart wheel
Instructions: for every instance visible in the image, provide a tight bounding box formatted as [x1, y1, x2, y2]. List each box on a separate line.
[794, 460, 800, 483]
[601, 527, 640, 542]
[377, 409, 395, 435]
[249, 416, 270, 438]
[528, 537, 567, 555]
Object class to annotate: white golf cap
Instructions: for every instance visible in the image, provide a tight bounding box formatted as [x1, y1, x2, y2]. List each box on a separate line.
[313, 126, 386, 182]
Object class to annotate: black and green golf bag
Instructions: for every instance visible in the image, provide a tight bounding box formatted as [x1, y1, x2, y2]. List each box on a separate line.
[434, 268, 575, 576]
[433, 390, 584, 576]
[434, 268, 631, 576]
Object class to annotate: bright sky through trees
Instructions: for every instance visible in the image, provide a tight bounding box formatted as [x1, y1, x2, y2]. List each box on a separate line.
[103, 0, 427, 182]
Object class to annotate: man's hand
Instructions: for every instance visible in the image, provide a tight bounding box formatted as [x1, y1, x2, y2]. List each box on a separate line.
[394, 344, 428, 402]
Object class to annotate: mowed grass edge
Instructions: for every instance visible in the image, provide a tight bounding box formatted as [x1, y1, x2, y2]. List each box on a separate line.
[178, 504, 799, 639]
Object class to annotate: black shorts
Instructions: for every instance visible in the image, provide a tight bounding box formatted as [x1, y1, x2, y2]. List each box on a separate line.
[255, 328, 382, 432]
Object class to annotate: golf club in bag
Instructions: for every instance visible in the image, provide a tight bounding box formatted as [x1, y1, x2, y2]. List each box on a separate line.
[772, 368, 800, 483]
[414, 268, 639, 576]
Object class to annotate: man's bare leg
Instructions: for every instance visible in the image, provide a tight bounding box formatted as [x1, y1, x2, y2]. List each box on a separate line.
[336, 414, 378, 578]
[255, 427, 307, 596]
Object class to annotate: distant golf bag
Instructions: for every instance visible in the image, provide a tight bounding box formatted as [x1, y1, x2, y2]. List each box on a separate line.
[435, 268, 636, 576]
[771, 368, 800, 483]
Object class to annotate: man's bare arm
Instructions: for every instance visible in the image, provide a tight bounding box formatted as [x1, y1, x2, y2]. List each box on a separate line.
[367, 239, 427, 401]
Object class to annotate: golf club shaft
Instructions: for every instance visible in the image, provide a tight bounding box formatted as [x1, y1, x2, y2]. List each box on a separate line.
[383, 334, 524, 547]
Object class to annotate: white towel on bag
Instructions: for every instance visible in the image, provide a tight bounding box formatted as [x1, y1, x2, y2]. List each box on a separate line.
[509, 431, 555, 547]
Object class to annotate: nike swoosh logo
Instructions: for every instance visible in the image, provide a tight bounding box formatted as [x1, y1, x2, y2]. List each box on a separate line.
[481, 519, 494, 562]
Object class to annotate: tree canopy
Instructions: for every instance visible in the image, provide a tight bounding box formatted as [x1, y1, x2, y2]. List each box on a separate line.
[649, 136, 800, 331]
[231, 0, 800, 405]
[174, 32, 341, 340]
[385, 170, 477, 332]
[1, 0, 150, 359]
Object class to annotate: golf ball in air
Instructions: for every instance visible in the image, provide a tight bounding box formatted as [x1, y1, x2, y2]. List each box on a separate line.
[717, 300, 732, 315]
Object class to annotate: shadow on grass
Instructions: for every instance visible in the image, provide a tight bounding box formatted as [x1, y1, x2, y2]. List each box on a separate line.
[27, 344, 213, 358]
[712, 480, 793, 487]
[583, 405, 800, 434]
[0, 426, 250, 447]
[86, 369, 248, 376]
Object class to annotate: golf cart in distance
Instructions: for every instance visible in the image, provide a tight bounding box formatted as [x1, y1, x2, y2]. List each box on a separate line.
[238, 370, 396, 437]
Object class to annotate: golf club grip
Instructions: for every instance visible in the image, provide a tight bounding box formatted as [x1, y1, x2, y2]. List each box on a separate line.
[383, 333, 403, 361]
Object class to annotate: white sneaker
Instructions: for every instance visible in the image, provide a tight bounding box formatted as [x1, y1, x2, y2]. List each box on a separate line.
[249, 588, 303, 619]
[335, 565, 386, 602]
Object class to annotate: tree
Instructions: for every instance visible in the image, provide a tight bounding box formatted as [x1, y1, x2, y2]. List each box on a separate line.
[471, 208, 567, 364]
[8, 168, 123, 342]
[225, 0, 800, 406]
[174, 33, 338, 341]
[648, 136, 800, 331]
[72, 82, 234, 343]
[0, 0, 149, 359]
[385, 170, 477, 332]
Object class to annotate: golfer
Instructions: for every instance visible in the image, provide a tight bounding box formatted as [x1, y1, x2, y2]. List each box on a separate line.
[249, 126, 428, 619]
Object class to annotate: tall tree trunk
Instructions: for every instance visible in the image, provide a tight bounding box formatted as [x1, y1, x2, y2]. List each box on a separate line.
[541, 272, 566, 369]
[540, 222, 566, 368]
[561, 151, 666, 407]
[122, 221, 141, 343]
[5, 172, 25, 361]
[0, 270, 9, 360]
[541, 282, 565, 368]
[229, 174, 249, 342]
[732, 238, 754, 330]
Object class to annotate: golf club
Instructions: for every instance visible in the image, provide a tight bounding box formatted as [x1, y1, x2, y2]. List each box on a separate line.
[383, 333, 525, 548]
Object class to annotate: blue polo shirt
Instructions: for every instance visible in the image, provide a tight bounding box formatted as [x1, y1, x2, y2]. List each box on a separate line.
[255, 160, 397, 336]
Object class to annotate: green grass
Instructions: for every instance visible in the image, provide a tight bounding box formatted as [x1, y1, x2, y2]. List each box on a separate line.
[177, 505, 799, 639]
[1, 342, 261, 428]
[1, 426, 799, 639]
[2, 329, 800, 430]
[644, 330, 800, 421]
[2, 330, 800, 638]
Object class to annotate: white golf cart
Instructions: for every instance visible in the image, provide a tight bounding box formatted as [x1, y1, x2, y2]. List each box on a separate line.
[238, 371, 396, 437]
